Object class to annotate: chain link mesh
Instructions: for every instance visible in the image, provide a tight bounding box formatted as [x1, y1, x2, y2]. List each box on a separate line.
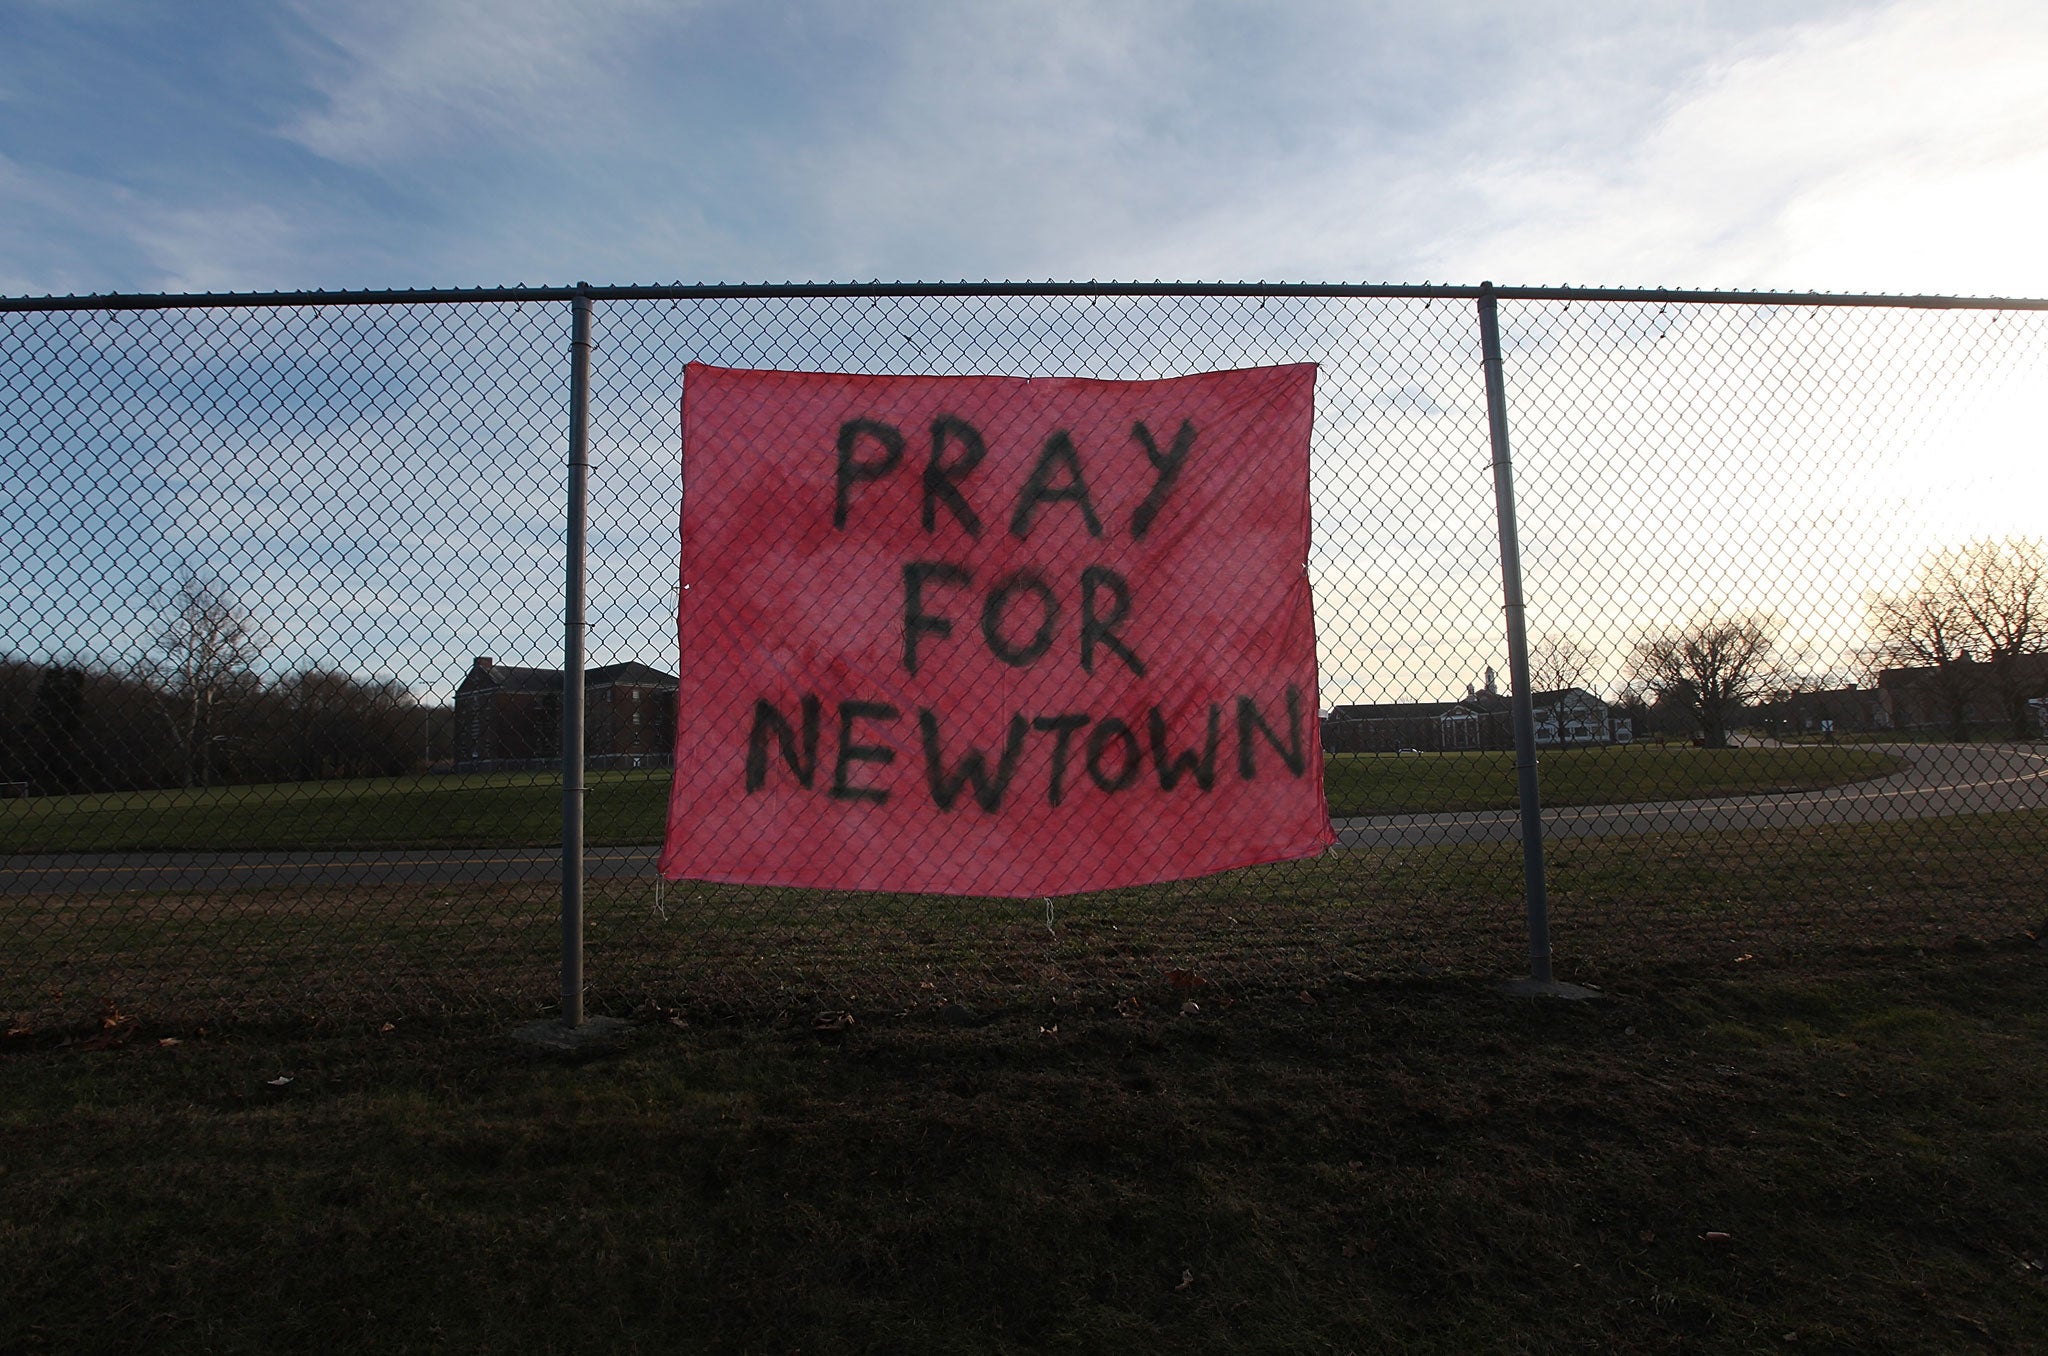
[1497, 298, 2048, 975]
[4, 289, 2044, 1031]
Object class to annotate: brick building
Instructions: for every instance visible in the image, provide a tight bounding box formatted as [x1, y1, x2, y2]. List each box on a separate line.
[1877, 654, 2048, 738]
[454, 657, 678, 770]
[1755, 684, 1893, 737]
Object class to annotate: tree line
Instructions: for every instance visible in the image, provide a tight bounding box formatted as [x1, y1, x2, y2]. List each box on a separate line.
[2, 580, 448, 795]
[1527, 537, 2042, 749]
[9, 537, 2040, 794]
[1864, 536, 2044, 739]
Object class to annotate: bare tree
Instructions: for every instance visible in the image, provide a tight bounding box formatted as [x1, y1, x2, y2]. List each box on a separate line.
[1523, 633, 1605, 746]
[1943, 537, 2043, 737]
[1757, 662, 1862, 740]
[1528, 633, 1602, 696]
[134, 578, 264, 788]
[1867, 583, 1975, 738]
[1628, 612, 1779, 749]
[267, 669, 418, 781]
[1870, 537, 2045, 738]
[1608, 678, 1655, 742]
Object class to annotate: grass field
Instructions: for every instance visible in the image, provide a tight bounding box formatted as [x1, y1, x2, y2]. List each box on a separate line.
[0, 744, 1904, 855]
[1321, 743, 1901, 815]
[6, 797, 2044, 1349]
[5, 945, 2044, 1353]
[9, 806, 2042, 1032]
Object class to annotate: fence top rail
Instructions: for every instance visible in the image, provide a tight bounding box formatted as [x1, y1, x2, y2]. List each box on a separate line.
[4, 279, 2048, 314]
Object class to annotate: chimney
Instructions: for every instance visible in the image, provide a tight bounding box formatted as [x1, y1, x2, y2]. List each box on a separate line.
[475, 656, 493, 669]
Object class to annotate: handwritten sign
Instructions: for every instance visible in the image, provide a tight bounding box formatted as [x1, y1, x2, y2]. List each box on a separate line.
[659, 362, 1332, 897]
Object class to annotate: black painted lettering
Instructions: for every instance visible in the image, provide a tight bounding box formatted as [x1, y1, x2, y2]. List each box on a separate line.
[1031, 713, 1090, 806]
[744, 694, 820, 791]
[1130, 419, 1195, 540]
[981, 570, 1058, 667]
[1009, 431, 1103, 539]
[1079, 565, 1145, 676]
[834, 419, 905, 529]
[1148, 703, 1221, 791]
[831, 701, 899, 802]
[1085, 718, 1141, 792]
[923, 416, 985, 536]
[920, 709, 1030, 812]
[1236, 684, 1307, 779]
[903, 561, 972, 675]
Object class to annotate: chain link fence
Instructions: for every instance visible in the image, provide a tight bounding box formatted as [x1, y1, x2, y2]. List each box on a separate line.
[5, 284, 2046, 1031]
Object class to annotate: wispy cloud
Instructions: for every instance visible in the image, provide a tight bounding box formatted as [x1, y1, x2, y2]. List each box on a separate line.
[0, 0, 2043, 294]
[0, 151, 136, 295]
[781, 0, 1893, 285]
[1440, 0, 2048, 293]
[126, 202, 332, 295]
[282, 0, 680, 165]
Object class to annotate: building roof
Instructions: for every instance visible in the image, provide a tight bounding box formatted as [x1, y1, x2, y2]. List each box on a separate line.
[588, 661, 677, 687]
[458, 657, 677, 696]
[458, 661, 560, 695]
[1329, 688, 1604, 723]
[1327, 701, 1486, 721]
[1878, 654, 2048, 688]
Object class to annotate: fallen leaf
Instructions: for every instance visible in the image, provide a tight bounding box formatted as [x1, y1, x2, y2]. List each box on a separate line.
[266, 1075, 294, 1087]
[1174, 1268, 1194, 1292]
[158, 1037, 181, 1048]
[1700, 1231, 1733, 1243]
[1180, 1000, 1200, 1017]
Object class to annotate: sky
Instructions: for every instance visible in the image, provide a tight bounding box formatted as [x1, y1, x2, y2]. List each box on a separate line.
[4, 0, 2048, 298]
[4, 0, 2047, 711]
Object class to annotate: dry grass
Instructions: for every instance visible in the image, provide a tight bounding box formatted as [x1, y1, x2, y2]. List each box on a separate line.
[0, 746, 1905, 854]
[4, 946, 2045, 1353]
[8, 811, 2042, 1035]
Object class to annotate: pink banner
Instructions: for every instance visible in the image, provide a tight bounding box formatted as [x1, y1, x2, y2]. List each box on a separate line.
[659, 361, 1331, 897]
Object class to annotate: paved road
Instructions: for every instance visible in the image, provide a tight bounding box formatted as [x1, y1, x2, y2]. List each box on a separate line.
[1330, 740, 2048, 847]
[0, 843, 661, 894]
[5, 743, 2044, 893]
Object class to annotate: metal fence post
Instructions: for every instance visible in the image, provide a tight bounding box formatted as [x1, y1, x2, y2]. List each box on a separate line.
[1476, 284, 1577, 994]
[561, 288, 593, 1026]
